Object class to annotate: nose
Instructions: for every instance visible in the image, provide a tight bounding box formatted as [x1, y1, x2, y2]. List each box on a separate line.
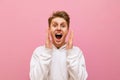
[57, 25, 61, 30]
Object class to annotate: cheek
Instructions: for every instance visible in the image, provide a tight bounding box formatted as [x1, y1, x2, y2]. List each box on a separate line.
[50, 26, 55, 31]
[50, 29, 55, 38]
[50, 27, 56, 32]
[62, 27, 68, 33]
[63, 29, 68, 36]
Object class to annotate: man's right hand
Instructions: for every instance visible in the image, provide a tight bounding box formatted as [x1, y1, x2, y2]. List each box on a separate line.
[45, 29, 52, 49]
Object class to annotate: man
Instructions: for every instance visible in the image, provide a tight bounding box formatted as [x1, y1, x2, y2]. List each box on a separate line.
[30, 11, 88, 80]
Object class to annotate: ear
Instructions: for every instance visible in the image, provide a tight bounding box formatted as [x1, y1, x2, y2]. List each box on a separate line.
[67, 30, 69, 35]
[48, 27, 51, 33]
[67, 28, 69, 34]
[48, 26, 50, 30]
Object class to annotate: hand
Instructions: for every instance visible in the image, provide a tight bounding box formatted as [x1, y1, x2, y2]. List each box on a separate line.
[66, 30, 73, 50]
[45, 29, 52, 49]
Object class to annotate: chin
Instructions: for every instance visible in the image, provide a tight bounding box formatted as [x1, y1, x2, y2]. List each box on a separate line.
[53, 40, 62, 46]
[55, 41, 62, 45]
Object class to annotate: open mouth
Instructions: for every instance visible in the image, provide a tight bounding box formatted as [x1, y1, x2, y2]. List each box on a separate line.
[55, 33, 62, 39]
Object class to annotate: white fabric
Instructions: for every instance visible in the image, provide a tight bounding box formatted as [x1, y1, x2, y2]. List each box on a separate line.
[30, 44, 88, 80]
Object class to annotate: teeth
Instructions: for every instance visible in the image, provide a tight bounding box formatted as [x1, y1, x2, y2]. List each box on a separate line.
[56, 34, 61, 36]
[56, 33, 62, 35]
[55, 33, 62, 39]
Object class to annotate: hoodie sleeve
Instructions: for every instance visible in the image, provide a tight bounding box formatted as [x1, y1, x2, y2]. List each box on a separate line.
[67, 47, 88, 80]
[29, 46, 52, 80]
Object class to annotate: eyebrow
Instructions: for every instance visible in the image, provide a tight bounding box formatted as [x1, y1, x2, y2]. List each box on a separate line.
[52, 21, 66, 24]
[61, 22, 66, 24]
[52, 22, 58, 25]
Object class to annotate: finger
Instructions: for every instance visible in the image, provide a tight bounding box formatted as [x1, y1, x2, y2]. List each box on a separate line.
[46, 28, 50, 40]
[48, 29, 51, 40]
[69, 30, 73, 41]
[66, 41, 69, 49]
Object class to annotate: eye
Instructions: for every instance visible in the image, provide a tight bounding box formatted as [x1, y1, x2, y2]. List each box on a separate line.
[52, 23, 57, 27]
[61, 23, 66, 28]
[61, 25, 66, 28]
[61, 25, 65, 27]
[53, 25, 57, 27]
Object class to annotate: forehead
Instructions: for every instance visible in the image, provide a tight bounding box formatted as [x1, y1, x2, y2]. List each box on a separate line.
[51, 17, 67, 24]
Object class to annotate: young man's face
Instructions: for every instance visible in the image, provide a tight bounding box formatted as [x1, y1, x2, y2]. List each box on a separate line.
[49, 17, 69, 48]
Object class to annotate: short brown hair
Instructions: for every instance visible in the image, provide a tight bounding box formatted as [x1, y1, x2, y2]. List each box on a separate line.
[48, 11, 70, 28]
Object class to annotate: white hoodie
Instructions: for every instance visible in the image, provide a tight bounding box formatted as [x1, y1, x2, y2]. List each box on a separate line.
[30, 44, 88, 80]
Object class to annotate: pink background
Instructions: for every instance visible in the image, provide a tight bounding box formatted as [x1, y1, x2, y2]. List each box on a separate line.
[0, 0, 120, 80]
